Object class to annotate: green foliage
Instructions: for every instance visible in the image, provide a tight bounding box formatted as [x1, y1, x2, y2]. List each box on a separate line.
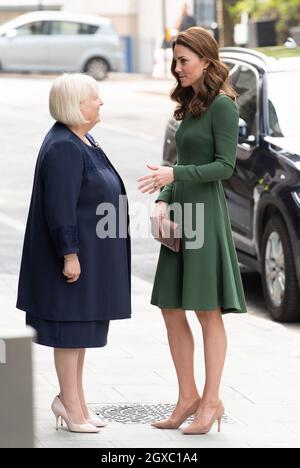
[227, 1, 263, 22]
[227, 0, 300, 41]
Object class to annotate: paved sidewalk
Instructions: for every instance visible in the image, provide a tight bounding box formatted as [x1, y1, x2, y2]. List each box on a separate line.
[1, 272, 300, 448]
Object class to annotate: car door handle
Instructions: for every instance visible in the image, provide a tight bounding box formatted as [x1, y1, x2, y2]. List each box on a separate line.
[241, 143, 251, 150]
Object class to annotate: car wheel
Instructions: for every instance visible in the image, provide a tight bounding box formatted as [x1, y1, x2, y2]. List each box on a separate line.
[85, 58, 109, 81]
[261, 215, 300, 322]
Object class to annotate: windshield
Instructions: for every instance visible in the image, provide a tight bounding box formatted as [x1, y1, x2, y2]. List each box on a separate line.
[268, 70, 300, 138]
[0, 18, 21, 35]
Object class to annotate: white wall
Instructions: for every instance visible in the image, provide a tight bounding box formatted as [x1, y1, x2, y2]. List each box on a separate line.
[136, 0, 195, 73]
[0, 0, 64, 24]
[63, 0, 137, 15]
[62, 0, 193, 23]
[63, 0, 138, 37]
[165, 0, 194, 28]
[0, 0, 63, 6]
[136, 0, 161, 73]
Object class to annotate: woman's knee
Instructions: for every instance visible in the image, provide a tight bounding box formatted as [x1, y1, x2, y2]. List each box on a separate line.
[195, 308, 222, 326]
[161, 308, 186, 325]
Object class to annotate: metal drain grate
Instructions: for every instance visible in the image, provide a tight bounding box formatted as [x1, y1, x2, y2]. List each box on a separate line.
[91, 403, 235, 425]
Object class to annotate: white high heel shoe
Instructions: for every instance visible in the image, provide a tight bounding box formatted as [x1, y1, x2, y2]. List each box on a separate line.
[51, 396, 101, 433]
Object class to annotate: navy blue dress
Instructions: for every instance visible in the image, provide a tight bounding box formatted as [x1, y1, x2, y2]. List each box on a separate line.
[17, 122, 131, 348]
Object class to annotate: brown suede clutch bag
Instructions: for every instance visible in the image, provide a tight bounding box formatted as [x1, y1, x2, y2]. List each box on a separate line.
[150, 216, 181, 253]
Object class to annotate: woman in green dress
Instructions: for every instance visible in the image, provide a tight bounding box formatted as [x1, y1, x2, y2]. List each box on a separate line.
[138, 27, 247, 435]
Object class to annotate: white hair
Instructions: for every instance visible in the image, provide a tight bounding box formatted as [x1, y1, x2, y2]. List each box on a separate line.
[49, 73, 99, 126]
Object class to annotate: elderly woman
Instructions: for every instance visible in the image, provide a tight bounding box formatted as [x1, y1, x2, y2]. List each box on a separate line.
[17, 74, 131, 433]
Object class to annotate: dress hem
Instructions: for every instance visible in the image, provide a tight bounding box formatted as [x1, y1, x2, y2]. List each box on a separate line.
[150, 301, 247, 314]
[16, 304, 131, 322]
[31, 339, 108, 349]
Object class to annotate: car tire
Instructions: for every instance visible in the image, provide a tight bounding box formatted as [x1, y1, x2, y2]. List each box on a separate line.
[85, 58, 109, 81]
[261, 215, 300, 322]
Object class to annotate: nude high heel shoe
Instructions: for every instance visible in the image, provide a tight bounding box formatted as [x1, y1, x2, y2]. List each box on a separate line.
[51, 396, 101, 433]
[86, 411, 107, 428]
[151, 399, 201, 430]
[182, 401, 225, 435]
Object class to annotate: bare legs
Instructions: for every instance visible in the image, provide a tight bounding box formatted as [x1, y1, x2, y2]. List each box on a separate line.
[162, 309, 200, 403]
[152, 309, 201, 428]
[183, 309, 227, 433]
[77, 349, 91, 419]
[154, 307, 227, 432]
[54, 348, 91, 424]
[195, 309, 227, 406]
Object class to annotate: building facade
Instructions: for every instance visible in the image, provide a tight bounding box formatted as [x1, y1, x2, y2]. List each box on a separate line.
[63, 0, 196, 73]
[195, 0, 216, 28]
[0, 0, 214, 73]
[0, 0, 63, 23]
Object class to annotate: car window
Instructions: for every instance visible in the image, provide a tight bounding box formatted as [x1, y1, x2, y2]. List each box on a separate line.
[268, 100, 283, 137]
[234, 65, 258, 137]
[268, 70, 300, 138]
[222, 60, 239, 86]
[49, 21, 99, 35]
[78, 23, 99, 35]
[15, 21, 49, 36]
[223, 61, 235, 72]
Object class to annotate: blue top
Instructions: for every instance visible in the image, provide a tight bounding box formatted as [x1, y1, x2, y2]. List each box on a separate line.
[17, 122, 131, 322]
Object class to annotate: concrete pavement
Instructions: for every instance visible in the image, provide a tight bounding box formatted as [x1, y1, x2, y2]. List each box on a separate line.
[1, 272, 300, 448]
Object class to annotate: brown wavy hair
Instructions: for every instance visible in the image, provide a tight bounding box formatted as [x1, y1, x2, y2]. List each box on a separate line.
[171, 27, 236, 121]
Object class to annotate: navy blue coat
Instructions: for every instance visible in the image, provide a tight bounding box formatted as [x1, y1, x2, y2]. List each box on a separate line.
[17, 122, 131, 322]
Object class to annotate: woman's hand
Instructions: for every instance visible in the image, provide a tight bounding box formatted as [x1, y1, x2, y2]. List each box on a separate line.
[151, 201, 168, 220]
[63, 254, 81, 283]
[137, 165, 174, 194]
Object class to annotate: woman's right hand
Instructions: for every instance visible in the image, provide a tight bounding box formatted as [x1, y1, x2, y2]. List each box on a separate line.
[151, 201, 168, 220]
[63, 254, 81, 283]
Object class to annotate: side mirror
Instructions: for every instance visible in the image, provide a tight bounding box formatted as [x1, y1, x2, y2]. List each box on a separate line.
[6, 29, 17, 39]
[238, 118, 256, 145]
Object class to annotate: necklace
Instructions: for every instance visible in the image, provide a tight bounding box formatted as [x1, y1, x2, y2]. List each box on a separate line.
[82, 136, 92, 147]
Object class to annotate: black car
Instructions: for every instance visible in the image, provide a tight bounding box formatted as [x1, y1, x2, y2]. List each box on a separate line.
[162, 47, 300, 322]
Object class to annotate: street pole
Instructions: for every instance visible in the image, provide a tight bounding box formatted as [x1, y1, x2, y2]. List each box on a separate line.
[216, 0, 225, 47]
[37, 1, 43, 11]
[162, 0, 167, 38]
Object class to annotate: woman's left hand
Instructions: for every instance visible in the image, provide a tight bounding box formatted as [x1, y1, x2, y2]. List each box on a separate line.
[137, 165, 174, 194]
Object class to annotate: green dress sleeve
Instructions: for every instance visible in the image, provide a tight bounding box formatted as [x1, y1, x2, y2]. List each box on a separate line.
[173, 97, 239, 183]
[155, 179, 175, 204]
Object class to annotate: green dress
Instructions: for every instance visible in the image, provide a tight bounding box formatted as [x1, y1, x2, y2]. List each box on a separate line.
[151, 94, 247, 314]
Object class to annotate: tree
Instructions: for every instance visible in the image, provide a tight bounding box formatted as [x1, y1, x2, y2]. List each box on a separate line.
[216, 0, 237, 46]
[229, 0, 300, 43]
